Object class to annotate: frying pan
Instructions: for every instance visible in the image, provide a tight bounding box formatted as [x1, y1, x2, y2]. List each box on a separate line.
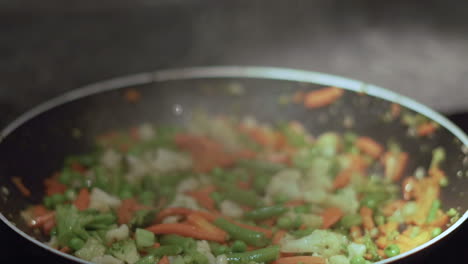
[0, 66, 467, 263]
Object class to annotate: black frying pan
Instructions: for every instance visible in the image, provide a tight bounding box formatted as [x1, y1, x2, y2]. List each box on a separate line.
[0, 67, 467, 263]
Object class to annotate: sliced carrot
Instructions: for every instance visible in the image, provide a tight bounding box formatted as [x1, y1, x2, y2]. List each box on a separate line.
[304, 87, 344, 109]
[390, 103, 401, 119]
[156, 207, 194, 223]
[332, 168, 352, 189]
[428, 210, 449, 228]
[159, 256, 170, 264]
[356, 137, 384, 159]
[124, 89, 141, 103]
[153, 242, 161, 248]
[187, 214, 228, 242]
[74, 188, 90, 211]
[44, 177, 67, 196]
[292, 91, 305, 103]
[30, 211, 55, 228]
[273, 230, 287, 245]
[382, 200, 405, 217]
[32, 205, 49, 217]
[273, 256, 326, 264]
[146, 223, 225, 242]
[43, 217, 56, 235]
[321, 207, 343, 229]
[417, 122, 437, 137]
[382, 152, 409, 182]
[70, 161, 87, 174]
[228, 219, 273, 238]
[186, 186, 217, 211]
[350, 225, 362, 240]
[59, 246, 71, 253]
[360, 206, 375, 231]
[11, 177, 31, 197]
[117, 198, 152, 225]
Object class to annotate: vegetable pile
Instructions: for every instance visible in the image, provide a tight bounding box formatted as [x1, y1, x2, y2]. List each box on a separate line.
[21, 113, 458, 264]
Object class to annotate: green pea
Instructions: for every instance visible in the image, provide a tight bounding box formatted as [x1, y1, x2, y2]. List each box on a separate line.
[384, 244, 400, 257]
[68, 237, 85, 251]
[277, 217, 293, 229]
[350, 256, 366, 264]
[231, 240, 247, 253]
[431, 227, 442, 238]
[446, 208, 457, 217]
[212, 245, 229, 256]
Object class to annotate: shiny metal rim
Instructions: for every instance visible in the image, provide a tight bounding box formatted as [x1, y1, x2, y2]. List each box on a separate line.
[1, 66, 467, 264]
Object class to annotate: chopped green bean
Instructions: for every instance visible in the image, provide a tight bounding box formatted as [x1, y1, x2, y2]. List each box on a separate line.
[148, 245, 183, 257]
[244, 205, 288, 221]
[426, 199, 440, 223]
[226, 246, 280, 264]
[231, 240, 247, 253]
[214, 218, 269, 247]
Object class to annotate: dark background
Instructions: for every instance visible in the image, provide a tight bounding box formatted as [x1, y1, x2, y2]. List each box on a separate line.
[0, 0, 467, 263]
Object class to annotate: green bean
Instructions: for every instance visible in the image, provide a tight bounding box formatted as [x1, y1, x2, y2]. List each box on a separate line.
[148, 245, 183, 257]
[214, 218, 269, 247]
[226, 246, 280, 264]
[244, 205, 288, 221]
[276, 217, 293, 229]
[291, 228, 314, 238]
[293, 205, 310, 214]
[253, 175, 270, 194]
[210, 242, 230, 256]
[85, 213, 116, 228]
[186, 250, 209, 264]
[231, 240, 247, 253]
[426, 199, 440, 223]
[222, 187, 264, 208]
[160, 234, 196, 252]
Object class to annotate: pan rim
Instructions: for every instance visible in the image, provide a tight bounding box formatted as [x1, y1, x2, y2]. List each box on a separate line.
[0, 66, 466, 264]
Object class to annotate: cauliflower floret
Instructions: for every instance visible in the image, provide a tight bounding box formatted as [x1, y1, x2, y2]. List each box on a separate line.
[168, 194, 201, 210]
[101, 149, 122, 170]
[322, 187, 359, 215]
[315, 132, 341, 157]
[215, 255, 228, 264]
[347, 243, 366, 259]
[281, 230, 348, 258]
[106, 224, 129, 243]
[89, 188, 122, 212]
[152, 148, 192, 172]
[176, 177, 200, 193]
[138, 123, 156, 141]
[125, 154, 150, 183]
[197, 240, 216, 264]
[266, 169, 302, 200]
[91, 255, 124, 264]
[329, 255, 350, 264]
[219, 200, 244, 218]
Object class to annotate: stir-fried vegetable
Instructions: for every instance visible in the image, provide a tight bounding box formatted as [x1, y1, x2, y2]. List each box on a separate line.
[21, 114, 453, 264]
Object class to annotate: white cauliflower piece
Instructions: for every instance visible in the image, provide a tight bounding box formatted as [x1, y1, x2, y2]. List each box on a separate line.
[152, 148, 192, 172]
[266, 169, 302, 200]
[219, 200, 244, 218]
[303, 161, 333, 191]
[215, 255, 228, 264]
[89, 188, 122, 212]
[281, 229, 348, 258]
[125, 154, 150, 183]
[168, 194, 201, 210]
[197, 240, 216, 264]
[322, 187, 359, 215]
[101, 149, 122, 170]
[91, 255, 124, 264]
[300, 214, 323, 229]
[347, 243, 366, 259]
[138, 123, 156, 141]
[329, 255, 350, 264]
[106, 224, 129, 243]
[176, 177, 200, 193]
[315, 132, 341, 157]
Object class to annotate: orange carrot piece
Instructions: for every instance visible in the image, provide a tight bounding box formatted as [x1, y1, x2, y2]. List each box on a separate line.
[159, 256, 170, 264]
[350, 225, 362, 240]
[273, 230, 287, 245]
[117, 198, 152, 225]
[30, 212, 55, 228]
[332, 168, 352, 189]
[273, 256, 326, 264]
[382, 152, 409, 182]
[33, 205, 49, 217]
[186, 186, 217, 211]
[417, 122, 437, 137]
[292, 91, 305, 103]
[43, 217, 56, 235]
[156, 207, 194, 222]
[153, 242, 161, 248]
[321, 207, 343, 229]
[390, 103, 401, 119]
[44, 177, 67, 196]
[59, 246, 71, 253]
[304, 87, 344, 109]
[356, 137, 384, 159]
[146, 223, 225, 242]
[70, 161, 86, 174]
[74, 188, 90, 211]
[228, 219, 273, 238]
[11, 177, 31, 197]
[360, 206, 375, 231]
[187, 214, 228, 242]
[124, 89, 141, 103]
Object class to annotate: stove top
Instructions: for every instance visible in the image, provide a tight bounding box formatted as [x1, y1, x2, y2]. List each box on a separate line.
[1, 113, 467, 263]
